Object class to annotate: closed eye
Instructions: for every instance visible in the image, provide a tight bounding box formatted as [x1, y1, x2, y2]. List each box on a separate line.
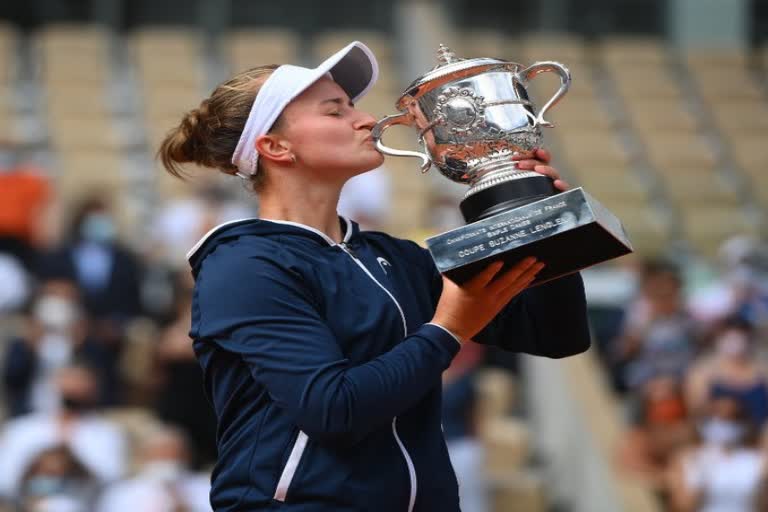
[320, 97, 355, 114]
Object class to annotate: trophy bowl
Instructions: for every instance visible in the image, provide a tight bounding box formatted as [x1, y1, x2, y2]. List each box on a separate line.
[373, 44, 571, 223]
[372, 45, 633, 285]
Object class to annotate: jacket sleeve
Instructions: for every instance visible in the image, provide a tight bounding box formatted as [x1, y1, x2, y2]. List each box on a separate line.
[194, 251, 460, 445]
[419, 245, 591, 358]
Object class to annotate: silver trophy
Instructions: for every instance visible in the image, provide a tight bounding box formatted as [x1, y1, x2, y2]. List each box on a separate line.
[373, 45, 632, 284]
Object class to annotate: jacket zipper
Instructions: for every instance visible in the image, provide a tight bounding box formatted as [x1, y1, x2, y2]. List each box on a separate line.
[338, 242, 407, 335]
[337, 242, 416, 512]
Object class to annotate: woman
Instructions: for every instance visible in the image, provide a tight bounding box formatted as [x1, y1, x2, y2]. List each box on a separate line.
[159, 41, 590, 511]
[666, 392, 768, 511]
[685, 316, 768, 429]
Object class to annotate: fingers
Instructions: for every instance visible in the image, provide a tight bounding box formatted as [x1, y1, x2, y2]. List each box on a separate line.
[495, 261, 545, 300]
[511, 148, 551, 164]
[534, 147, 552, 163]
[465, 260, 505, 291]
[520, 163, 559, 179]
[513, 158, 563, 179]
[487, 257, 540, 295]
[515, 161, 571, 191]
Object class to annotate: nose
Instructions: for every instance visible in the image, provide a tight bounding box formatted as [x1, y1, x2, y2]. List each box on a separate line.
[354, 110, 378, 131]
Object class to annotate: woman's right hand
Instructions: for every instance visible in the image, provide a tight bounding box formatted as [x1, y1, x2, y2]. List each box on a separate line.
[432, 257, 545, 342]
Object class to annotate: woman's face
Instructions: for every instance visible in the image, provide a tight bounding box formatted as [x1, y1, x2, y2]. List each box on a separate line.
[274, 77, 384, 181]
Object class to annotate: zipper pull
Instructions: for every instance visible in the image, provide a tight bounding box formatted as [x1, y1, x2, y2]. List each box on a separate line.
[339, 242, 358, 259]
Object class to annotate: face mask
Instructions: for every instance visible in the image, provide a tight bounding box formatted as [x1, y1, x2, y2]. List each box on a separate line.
[142, 460, 185, 482]
[34, 296, 78, 333]
[698, 418, 746, 446]
[716, 331, 750, 359]
[79, 213, 116, 243]
[23, 476, 68, 497]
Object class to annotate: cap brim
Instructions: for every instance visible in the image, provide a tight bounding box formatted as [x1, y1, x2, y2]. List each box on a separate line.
[314, 41, 379, 103]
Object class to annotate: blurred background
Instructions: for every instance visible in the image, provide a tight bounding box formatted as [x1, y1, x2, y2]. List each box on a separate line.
[0, 0, 767, 511]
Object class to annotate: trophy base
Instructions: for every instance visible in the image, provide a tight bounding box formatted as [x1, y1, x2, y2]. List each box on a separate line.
[426, 187, 633, 286]
[460, 174, 556, 223]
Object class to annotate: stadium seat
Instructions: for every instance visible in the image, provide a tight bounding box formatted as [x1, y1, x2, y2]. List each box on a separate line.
[657, 169, 740, 207]
[598, 37, 669, 67]
[558, 130, 632, 169]
[225, 28, 301, 72]
[605, 204, 671, 256]
[610, 66, 684, 100]
[460, 30, 516, 60]
[679, 206, 758, 259]
[520, 33, 589, 64]
[640, 132, 718, 171]
[313, 30, 395, 62]
[0, 24, 17, 86]
[709, 99, 768, 134]
[624, 98, 699, 133]
[547, 97, 617, 131]
[48, 117, 122, 152]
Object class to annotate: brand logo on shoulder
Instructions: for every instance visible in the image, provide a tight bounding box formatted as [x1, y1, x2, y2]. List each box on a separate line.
[377, 257, 392, 275]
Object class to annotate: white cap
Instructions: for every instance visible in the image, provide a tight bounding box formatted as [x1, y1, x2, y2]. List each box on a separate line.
[231, 41, 379, 177]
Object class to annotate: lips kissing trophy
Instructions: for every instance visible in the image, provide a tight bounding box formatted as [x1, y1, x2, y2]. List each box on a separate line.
[372, 45, 633, 284]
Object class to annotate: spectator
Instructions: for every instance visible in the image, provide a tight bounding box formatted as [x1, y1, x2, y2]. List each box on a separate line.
[16, 444, 99, 512]
[613, 260, 698, 392]
[666, 392, 768, 512]
[37, 196, 146, 404]
[150, 182, 256, 267]
[685, 316, 768, 428]
[689, 236, 768, 332]
[0, 141, 52, 269]
[617, 373, 693, 488]
[0, 363, 128, 498]
[2, 279, 118, 415]
[95, 425, 211, 512]
[39, 196, 144, 326]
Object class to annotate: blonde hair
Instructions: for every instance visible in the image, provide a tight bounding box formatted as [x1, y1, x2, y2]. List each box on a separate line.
[157, 64, 280, 189]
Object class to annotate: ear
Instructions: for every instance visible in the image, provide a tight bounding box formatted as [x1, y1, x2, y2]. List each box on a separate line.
[254, 134, 293, 165]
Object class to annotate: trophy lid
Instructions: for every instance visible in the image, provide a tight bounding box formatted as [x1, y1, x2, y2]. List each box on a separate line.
[396, 45, 522, 109]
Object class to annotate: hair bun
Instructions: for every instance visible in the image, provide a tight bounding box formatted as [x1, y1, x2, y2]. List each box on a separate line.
[158, 65, 278, 180]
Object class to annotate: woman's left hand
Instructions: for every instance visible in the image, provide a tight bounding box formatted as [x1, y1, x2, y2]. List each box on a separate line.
[512, 148, 570, 192]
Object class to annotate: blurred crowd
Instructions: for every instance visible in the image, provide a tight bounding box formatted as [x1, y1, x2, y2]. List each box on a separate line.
[600, 242, 768, 510]
[0, 146, 232, 511]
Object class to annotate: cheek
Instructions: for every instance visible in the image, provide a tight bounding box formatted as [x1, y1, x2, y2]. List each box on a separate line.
[290, 119, 348, 147]
[291, 121, 383, 168]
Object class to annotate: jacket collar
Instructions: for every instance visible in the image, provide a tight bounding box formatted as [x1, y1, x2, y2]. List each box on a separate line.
[186, 215, 356, 265]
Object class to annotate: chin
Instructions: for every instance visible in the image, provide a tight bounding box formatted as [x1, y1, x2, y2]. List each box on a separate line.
[348, 154, 385, 176]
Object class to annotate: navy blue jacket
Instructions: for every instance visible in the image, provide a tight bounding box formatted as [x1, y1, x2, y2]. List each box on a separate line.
[188, 216, 590, 511]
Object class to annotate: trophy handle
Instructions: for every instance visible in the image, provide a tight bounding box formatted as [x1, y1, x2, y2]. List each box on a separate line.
[517, 61, 571, 128]
[372, 113, 433, 173]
